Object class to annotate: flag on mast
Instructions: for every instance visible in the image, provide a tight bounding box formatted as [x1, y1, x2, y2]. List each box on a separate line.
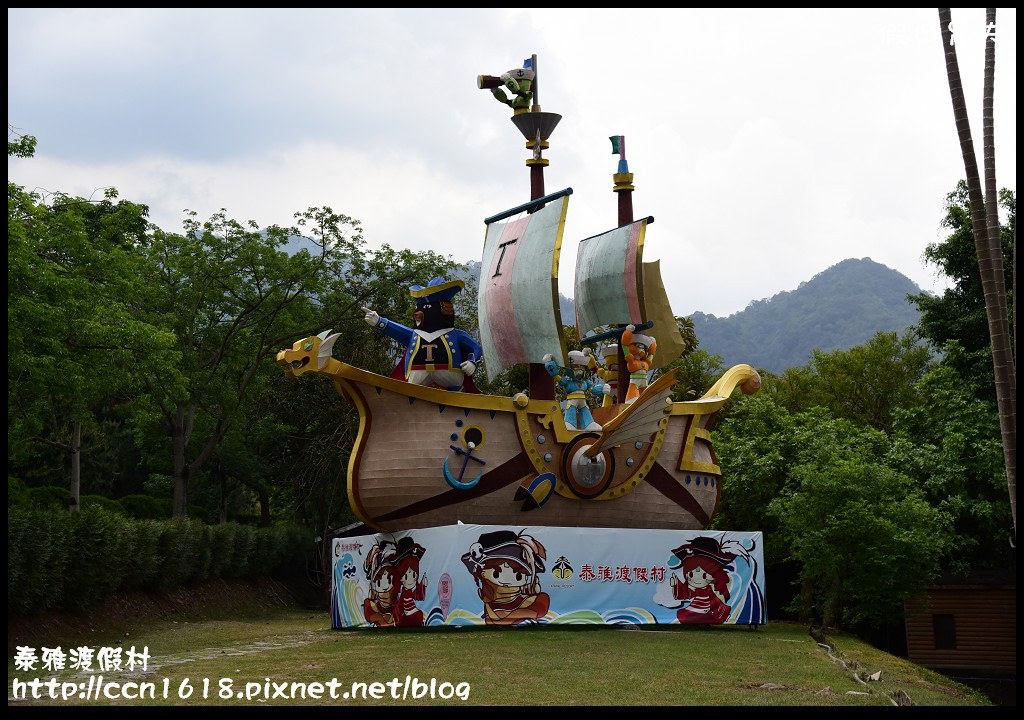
[610, 135, 628, 173]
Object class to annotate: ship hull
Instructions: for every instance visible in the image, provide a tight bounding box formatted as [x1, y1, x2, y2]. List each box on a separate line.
[332, 363, 744, 533]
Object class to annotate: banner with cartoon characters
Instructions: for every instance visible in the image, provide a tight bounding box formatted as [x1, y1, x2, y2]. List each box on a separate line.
[331, 525, 765, 628]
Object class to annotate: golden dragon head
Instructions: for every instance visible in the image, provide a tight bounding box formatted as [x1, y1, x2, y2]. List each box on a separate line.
[277, 329, 341, 378]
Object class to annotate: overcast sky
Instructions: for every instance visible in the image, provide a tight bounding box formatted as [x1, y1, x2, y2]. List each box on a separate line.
[8, 8, 1017, 318]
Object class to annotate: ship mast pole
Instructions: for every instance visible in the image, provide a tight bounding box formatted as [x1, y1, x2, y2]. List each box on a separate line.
[483, 54, 563, 401]
[526, 53, 547, 205]
[525, 53, 556, 400]
[612, 135, 635, 404]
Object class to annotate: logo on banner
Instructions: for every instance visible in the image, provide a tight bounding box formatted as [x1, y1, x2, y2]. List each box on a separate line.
[552, 556, 574, 581]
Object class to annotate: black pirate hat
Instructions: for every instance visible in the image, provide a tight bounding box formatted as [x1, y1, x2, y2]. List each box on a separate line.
[671, 536, 737, 567]
[392, 536, 426, 566]
[461, 530, 546, 576]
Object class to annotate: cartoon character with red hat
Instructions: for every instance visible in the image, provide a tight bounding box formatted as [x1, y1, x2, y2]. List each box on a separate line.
[361, 540, 397, 627]
[362, 277, 483, 392]
[669, 536, 736, 624]
[461, 529, 550, 625]
[391, 536, 428, 627]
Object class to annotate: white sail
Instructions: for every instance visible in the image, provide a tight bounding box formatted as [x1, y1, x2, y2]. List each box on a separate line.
[574, 218, 648, 337]
[478, 194, 570, 381]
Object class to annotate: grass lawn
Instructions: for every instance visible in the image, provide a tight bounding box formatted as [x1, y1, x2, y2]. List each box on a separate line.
[7, 604, 990, 707]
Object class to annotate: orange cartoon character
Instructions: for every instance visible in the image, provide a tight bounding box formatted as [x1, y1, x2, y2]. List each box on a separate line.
[461, 530, 550, 625]
[361, 540, 397, 627]
[392, 537, 428, 627]
[620, 324, 657, 404]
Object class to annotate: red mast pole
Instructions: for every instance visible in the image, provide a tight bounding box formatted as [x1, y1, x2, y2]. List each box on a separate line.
[612, 135, 635, 405]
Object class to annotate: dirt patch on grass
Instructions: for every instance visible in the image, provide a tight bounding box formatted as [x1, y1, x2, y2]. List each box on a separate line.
[7, 578, 310, 652]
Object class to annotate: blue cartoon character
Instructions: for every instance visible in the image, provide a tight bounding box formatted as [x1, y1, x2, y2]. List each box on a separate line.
[331, 547, 363, 628]
[362, 278, 483, 392]
[542, 349, 605, 431]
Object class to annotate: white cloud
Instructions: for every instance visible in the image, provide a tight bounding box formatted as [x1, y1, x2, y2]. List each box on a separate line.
[8, 8, 1016, 317]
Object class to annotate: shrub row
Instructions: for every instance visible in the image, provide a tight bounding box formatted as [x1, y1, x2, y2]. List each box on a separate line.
[8, 503, 312, 616]
[7, 479, 213, 523]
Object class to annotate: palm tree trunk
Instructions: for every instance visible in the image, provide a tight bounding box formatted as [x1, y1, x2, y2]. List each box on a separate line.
[939, 8, 1016, 537]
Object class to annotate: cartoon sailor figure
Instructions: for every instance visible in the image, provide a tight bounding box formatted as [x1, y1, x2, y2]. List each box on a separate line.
[362, 277, 483, 392]
[362, 540, 398, 627]
[392, 536, 428, 627]
[542, 349, 605, 431]
[669, 537, 735, 624]
[461, 530, 550, 625]
[620, 324, 657, 404]
[477, 60, 535, 115]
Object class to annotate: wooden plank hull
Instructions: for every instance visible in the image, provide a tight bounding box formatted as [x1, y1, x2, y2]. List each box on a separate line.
[333, 362, 746, 533]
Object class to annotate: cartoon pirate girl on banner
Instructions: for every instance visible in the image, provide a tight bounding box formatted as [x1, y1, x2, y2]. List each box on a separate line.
[392, 536, 428, 627]
[667, 536, 737, 624]
[461, 529, 550, 625]
[362, 539, 398, 627]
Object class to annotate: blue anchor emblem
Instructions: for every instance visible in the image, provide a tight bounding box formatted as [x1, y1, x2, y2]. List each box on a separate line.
[443, 441, 486, 490]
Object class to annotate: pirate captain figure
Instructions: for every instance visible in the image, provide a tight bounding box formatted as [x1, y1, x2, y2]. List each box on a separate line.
[461, 530, 550, 625]
[362, 277, 483, 392]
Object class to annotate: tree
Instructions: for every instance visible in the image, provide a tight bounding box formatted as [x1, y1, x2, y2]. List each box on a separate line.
[138, 208, 348, 517]
[938, 8, 1015, 537]
[888, 360, 1012, 573]
[714, 393, 948, 628]
[768, 330, 931, 435]
[9, 137, 179, 509]
[666, 348, 726, 402]
[909, 183, 1015, 400]
[770, 456, 945, 629]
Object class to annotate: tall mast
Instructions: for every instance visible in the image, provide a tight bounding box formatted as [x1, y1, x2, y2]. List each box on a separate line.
[611, 134, 635, 227]
[611, 135, 635, 404]
[478, 54, 564, 400]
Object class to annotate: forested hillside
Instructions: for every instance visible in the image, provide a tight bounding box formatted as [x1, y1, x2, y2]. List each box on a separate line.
[691, 258, 924, 373]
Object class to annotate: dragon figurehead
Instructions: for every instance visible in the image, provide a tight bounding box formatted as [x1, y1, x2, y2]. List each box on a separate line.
[277, 329, 341, 378]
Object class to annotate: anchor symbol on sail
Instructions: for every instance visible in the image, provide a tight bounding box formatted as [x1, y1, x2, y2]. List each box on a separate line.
[443, 440, 487, 491]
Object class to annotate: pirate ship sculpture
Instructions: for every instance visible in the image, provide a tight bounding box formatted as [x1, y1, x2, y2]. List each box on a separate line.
[278, 55, 760, 534]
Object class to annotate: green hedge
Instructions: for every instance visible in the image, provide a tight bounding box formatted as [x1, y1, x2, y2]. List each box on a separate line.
[7, 504, 313, 616]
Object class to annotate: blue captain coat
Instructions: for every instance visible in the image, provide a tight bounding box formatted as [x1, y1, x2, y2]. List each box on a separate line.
[372, 316, 483, 380]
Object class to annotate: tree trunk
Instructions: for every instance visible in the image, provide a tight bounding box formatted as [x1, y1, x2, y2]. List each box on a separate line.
[258, 487, 271, 527]
[69, 421, 81, 512]
[217, 461, 228, 524]
[798, 575, 816, 625]
[824, 575, 843, 631]
[939, 8, 1016, 537]
[172, 403, 189, 518]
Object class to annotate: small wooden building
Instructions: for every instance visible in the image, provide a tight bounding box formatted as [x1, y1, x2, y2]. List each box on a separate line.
[904, 574, 1016, 675]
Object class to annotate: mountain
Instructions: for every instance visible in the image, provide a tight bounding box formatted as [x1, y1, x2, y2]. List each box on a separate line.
[690, 258, 925, 374]
[459, 257, 923, 374]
